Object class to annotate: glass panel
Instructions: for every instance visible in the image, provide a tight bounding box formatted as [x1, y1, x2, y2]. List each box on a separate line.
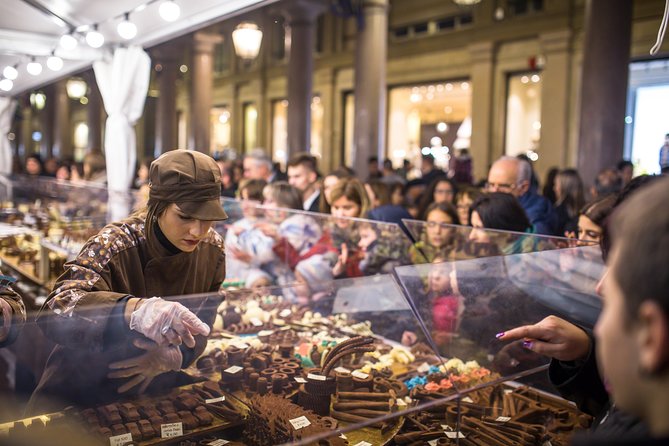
[243, 103, 258, 153]
[388, 81, 472, 171]
[505, 72, 542, 158]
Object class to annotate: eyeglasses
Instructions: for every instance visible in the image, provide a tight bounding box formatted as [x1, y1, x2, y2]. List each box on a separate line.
[485, 181, 517, 192]
[434, 188, 454, 195]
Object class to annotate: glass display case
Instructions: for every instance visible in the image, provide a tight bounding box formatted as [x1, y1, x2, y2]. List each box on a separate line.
[0, 236, 604, 445]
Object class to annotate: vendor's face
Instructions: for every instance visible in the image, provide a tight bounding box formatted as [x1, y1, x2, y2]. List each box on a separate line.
[595, 250, 642, 416]
[468, 210, 491, 244]
[157, 203, 213, 253]
[426, 209, 454, 248]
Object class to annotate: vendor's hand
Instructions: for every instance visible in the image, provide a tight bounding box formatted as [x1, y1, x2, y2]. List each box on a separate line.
[401, 330, 417, 346]
[108, 339, 183, 393]
[0, 299, 12, 342]
[497, 316, 591, 362]
[129, 297, 210, 348]
[332, 243, 348, 277]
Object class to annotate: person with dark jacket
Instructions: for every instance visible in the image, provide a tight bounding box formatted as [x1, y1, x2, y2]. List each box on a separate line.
[28, 150, 228, 414]
[486, 156, 558, 235]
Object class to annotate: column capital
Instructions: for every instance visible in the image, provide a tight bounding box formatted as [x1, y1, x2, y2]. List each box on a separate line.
[193, 32, 223, 54]
[468, 41, 494, 64]
[361, 0, 389, 11]
[540, 30, 571, 54]
[281, 0, 328, 25]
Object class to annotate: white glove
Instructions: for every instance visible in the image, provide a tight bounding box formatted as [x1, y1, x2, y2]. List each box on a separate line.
[129, 297, 210, 348]
[108, 339, 183, 393]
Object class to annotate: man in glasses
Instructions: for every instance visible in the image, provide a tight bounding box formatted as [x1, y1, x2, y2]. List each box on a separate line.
[486, 156, 557, 235]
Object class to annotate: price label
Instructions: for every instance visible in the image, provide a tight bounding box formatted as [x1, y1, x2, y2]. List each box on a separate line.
[289, 416, 311, 430]
[279, 309, 292, 318]
[250, 317, 263, 327]
[161, 422, 183, 438]
[334, 367, 351, 374]
[351, 370, 369, 379]
[231, 342, 249, 349]
[353, 442, 373, 446]
[294, 377, 307, 383]
[109, 433, 132, 446]
[496, 416, 511, 423]
[428, 440, 438, 446]
[307, 373, 326, 381]
[462, 396, 474, 403]
[224, 365, 243, 374]
[339, 434, 348, 440]
[417, 362, 431, 373]
[257, 330, 274, 337]
[445, 432, 465, 439]
[208, 440, 230, 446]
[205, 396, 226, 404]
[396, 398, 407, 407]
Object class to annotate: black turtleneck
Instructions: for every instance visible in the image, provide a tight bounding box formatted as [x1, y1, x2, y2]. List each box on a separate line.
[154, 220, 182, 255]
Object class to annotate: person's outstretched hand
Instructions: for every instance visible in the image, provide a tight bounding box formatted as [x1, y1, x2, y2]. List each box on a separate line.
[129, 297, 210, 348]
[496, 315, 591, 362]
[108, 339, 183, 393]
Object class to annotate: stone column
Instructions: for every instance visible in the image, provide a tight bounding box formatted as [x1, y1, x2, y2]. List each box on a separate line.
[469, 42, 494, 181]
[52, 79, 71, 159]
[190, 32, 223, 153]
[153, 46, 180, 155]
[352, 0, 388, 180]
[577, 0, 632, 188]
[85, 71, 103, 153]
[537, 30, 571, 178]
[283, 0, 326, 158]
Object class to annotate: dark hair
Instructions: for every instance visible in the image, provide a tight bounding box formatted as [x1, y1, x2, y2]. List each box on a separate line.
[382, 158, 393, 170]
[556, 169, 585, 219]
[470, 192, 531, 233]
[25, 153, 44, 174]
[421, 154, 435, 166]
[594, 168, 622, 197]
[238, 178, 267, 201]
[287, 152, 318, 175]
[616, 159, 633, 171]
[581, 195, 616, 227]
[368, 156, 379, 164]
[424, 201, 461, 225]
[365, 179, 391, 207]
[542, 167, 559, 204]
[418, 177, 458, 219]
[610, 176, 669, 322]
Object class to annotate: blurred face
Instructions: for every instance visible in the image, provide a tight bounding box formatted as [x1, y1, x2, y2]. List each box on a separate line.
[331, 196, 360, 219]
[26, 158, 41, 175]
[426, 209, 454, 248]
[56, 165, 70, 181]
[243, 158, 270, 180]
[157, 203, 214, 253]
[323, 175, 340, 205]
[468, 210, 491, 244]
[577, 215, 602, 245]
[138, 164, 150, 182]
[428, 265, 451, 294]
[391, 187, 403, 206]
[288, 164, 316, 196]
[487, 160, 525, 197]
[433, 181, 454, 204]
[364, 184, 380, 208]
[594, 250, 641, 416]
[358, 226, 377, 251]
[456, 195, 473, 226]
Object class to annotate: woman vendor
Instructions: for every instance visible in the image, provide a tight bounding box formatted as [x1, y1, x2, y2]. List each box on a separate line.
[28, 150, 228, 414]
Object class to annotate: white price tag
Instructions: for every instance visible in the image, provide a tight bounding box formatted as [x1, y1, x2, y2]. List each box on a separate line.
[231, 342, 249, 349]
[417, 362, 431, 373]
[334, 367, 351, 374]
[250, 317, 263, 327]
[257, 330, 274, 337]
[205, 396, 226, 404]
[445, 432, 465, 439]
[339, 434, 348, 440]
[289, 416, 311, 430]
[161, 422, 183, 438]
[307, 373, 326, 381]
[279, 309, 292, 317]
[294, 377, 307, 383]
[462, 396, 474, 403]
[396, 398, 407, 407]
[353, 442, 373, 446]
[496, 416, 511, 423]
[428, 440, 438, 446]
[208, 440, 230, 446]
[351, 370, 369, 379]
[224, 365, 243, 374]
[109, 433, 132, 446]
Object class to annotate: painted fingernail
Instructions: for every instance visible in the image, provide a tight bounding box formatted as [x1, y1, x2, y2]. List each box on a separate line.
[495, 332, 505, 339]
[522, 340, 533, 349]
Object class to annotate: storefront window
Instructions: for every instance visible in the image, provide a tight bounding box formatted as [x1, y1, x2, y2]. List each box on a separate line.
[271, 96, 324, 169]
[243, 103, 258, 153]
[210, 106, 231, 156]
[386, 81, 472, 170]
[73, 122, 88, 161]
[505, 72, 542, 159]
[343, 92, 354, 167]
